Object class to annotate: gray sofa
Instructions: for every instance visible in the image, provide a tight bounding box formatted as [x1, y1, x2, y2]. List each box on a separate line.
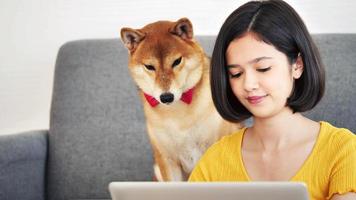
[0, 35, 355, 200]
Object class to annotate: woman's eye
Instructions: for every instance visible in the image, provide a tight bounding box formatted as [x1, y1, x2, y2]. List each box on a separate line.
[257, 67, 271, 72]
[172, 57, 182, 68]
[144, 64, 155, 71]
[230, 72, 242, 78]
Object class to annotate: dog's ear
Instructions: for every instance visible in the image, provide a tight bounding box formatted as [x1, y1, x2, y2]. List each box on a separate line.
[120, 28, 146, 52]
[170, 18, 193, 40]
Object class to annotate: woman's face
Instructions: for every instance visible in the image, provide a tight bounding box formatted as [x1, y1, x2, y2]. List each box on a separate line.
[225, 32, 303, 119]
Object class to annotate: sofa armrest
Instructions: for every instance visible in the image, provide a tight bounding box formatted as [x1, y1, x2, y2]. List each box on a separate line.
[0, 130, 48, 200]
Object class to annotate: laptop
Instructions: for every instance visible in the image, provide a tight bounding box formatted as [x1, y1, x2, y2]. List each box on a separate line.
[109, 182, 309, 200]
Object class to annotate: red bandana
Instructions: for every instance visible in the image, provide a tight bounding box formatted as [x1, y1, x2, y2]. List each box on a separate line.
[143, 87, 195, 107]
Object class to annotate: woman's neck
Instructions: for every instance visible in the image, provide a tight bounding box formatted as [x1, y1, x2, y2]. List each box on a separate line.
[249, 108, 317, 152]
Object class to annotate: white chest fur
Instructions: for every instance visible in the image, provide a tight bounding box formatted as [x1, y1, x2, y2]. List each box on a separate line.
[149, 109, 224, 173]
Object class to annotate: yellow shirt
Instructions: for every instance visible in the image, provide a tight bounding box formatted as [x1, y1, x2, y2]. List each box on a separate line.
[189, 121, 356, 200]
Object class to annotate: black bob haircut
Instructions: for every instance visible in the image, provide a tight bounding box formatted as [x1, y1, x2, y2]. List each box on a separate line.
[211, 0, 325, 123]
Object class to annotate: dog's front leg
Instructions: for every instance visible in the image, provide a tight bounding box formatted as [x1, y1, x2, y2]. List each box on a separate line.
[153, 148, 183, 181]
[153, 159, 183, 181]
[164, 158, 184, 181]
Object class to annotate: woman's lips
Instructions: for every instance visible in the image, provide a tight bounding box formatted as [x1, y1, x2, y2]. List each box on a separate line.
[246, 95, 267, 105]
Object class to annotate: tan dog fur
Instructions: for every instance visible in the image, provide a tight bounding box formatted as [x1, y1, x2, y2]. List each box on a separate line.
[120, 18, 242, 181]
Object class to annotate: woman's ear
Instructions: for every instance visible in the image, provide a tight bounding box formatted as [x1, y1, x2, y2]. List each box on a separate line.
[292, 54, 304, 79]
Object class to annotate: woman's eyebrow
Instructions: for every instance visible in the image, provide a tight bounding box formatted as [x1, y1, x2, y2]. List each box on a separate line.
[227, 56, 273, 68]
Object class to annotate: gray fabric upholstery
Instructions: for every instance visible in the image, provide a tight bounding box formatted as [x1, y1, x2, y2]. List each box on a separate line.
[0, 130, 48, 200]
[304, 34, 356, 130]
[0, 34, 354, 200]
[48, 39, 154, 200]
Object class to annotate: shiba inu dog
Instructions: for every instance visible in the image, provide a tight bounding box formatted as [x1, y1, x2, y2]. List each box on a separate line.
[120, 18, 242, 181]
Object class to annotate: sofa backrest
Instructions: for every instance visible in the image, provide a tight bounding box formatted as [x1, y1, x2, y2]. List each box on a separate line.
[48, 39, 154, 200]
[47, 34, 356, 200]
[302, 35, 356, 131]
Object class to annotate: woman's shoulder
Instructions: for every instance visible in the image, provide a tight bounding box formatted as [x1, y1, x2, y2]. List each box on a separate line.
[320, 121, 355, 141]
[316, 122, 356, 198]
[218, 127, 246, 147]
[319, 121, 355, 151]
[204, 127, 247, 156]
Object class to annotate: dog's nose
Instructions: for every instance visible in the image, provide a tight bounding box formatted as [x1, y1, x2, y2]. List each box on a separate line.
[160, 93, 174, 104]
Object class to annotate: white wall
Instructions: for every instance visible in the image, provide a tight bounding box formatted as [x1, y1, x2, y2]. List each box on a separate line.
[1, 0, 355, 135]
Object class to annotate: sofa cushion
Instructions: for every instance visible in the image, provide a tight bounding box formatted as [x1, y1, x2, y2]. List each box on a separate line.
[48, 39, 154, 200]
[303, 34, 356, 132]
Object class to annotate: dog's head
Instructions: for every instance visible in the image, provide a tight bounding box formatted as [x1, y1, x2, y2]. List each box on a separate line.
[120, 18, 206, 106]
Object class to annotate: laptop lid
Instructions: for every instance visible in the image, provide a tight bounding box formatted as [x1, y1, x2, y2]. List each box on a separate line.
[109, 182, 309, 200]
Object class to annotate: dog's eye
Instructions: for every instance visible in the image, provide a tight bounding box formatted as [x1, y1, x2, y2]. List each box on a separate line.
[172, 57, 182, 68]
[144, 64, 155, 71]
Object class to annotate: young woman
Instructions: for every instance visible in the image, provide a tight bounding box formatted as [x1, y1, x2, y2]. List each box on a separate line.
[188, 1, 356, 200]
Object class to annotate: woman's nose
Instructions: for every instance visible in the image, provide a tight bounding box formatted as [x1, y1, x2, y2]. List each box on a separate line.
[243, 72, 259, 92]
